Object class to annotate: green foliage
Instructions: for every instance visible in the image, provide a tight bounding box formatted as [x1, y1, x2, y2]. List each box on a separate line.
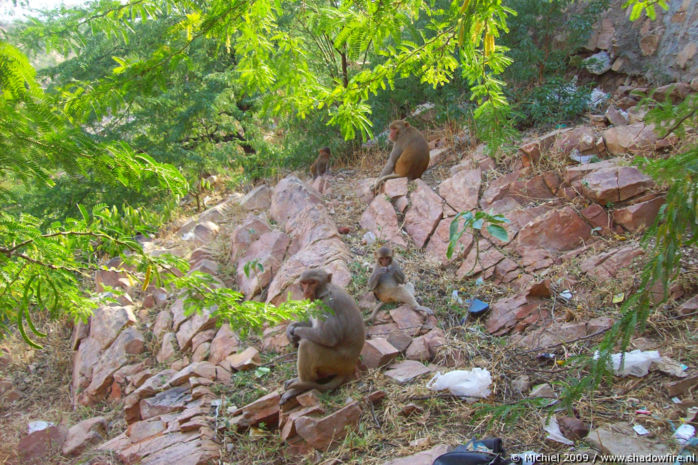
[447, 210, 509, 264]
[623, 0, 669, 21]
[513, 77, 592, 127]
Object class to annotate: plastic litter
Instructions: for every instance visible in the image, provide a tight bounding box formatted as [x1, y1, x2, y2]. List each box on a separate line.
[633, 424, 650, 436]
[559, 290, 573, 302]
[433, 438, 508, 465]
[544, 416, 574, 445]
[511, 451, 538, 465]
[674, 424, 695, 445]
[451, 290, 464, 305]
[594, 350, 661, 377]
[427, 368, 492, 399]
[467, 299, 489, 316]
[28, 421, 54, 434]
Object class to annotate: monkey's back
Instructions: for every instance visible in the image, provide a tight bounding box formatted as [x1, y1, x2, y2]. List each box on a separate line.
[395, 130, 430, 179]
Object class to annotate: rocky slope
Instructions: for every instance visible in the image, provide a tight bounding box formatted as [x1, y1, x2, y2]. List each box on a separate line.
[3, 81, 697, 465]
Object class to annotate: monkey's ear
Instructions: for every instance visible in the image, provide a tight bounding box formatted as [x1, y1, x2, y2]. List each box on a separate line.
[326, 273, 333, 283]
[404, 121, 410, 127]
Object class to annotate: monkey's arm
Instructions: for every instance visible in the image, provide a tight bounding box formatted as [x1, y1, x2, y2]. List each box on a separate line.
[367, 267, 382, 291]
[287, 320, 312, 346]
[379, 144, 403, 176]
[391, 264, 406, 284]
[293, 323, 340, 348]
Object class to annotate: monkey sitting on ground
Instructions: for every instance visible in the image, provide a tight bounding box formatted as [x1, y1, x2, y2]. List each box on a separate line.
[372, 120, 429, 192]
[310, 147, 331, 179]
[281, 268, 365, 405]
[365, 246, 434, 323]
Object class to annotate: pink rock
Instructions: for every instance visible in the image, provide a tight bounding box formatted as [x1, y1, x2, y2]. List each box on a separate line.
[383, 444, 450, 465]
[580, 245, 644, 281]
[613, 196, 664, 232]
[262, 324, 290, 352]
[383, 177, 408, 198]
[423, 328, 446, 358]
[231, 391, 281, 428]
[603, 123, 662, 155]
[404, 179, 444, 248]
[153, 310, 172, 339]
[405, 336, 431, 361]
[191, 221, 219, 245]
[519, 247, 554, 272]
[510, 175, 555, 204]
[425, 217, 474, 265]
[70, 319, 89, 350]
[266, 238, 351, 305]
[438, 168, 481, 213]
[189, 258, 219, 276]
[485, 281, 552, 335]
[389, 305, 424, 336]
[169, 362, 217, 386]
[677, 295, 698, 317]
[360, 195, 406, 247]
[384, 360, 433, 384]
[606, 105, 629, 126]
[582, 166, 654, 204]
[209, 324, 239, 365]
[176, 307, 216, 351]
[126, 418, 166, 443]
[240, 184, 272, 211]
[85, 327, 145, 402]
[189, 247, 215, 265]
[285, 203, 338, 256]
[553, 126, 598, 155]
[564, 159, 621, 183]
[62, 417, 107, 456]
[157, 333, 178, 364]
[480, 171, 520, 209]
[361, 338, 400, 368]
[394, 196, 408, 213]
[270, 176, 323, 228]
[581, 203, 612, 233]
[90, 305, 137, 350]
[72, 336, 101, 393]
[236, 230, 290, 298]
[139, 386, 189, 420]
[295, 401, 362, 450]
[513, 317, 613, 349]
[280, 404, 326, 441]
[227, 347, 261, 371]
[230, 215, 272, 262]
[18, 424, 67, 464]
[516, 207, 592, 252]
[456, 241, 505, 279]
[311, 175, 331, 195]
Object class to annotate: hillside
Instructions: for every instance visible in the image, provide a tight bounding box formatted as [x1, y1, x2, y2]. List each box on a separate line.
[0, 75, 696, 465]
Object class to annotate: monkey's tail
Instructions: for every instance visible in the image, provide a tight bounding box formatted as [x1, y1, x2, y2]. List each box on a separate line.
[288, 374, 348, 393]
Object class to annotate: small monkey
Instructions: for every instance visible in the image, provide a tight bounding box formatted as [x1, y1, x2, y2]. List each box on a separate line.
[365, 246, 433, 323]
[372, 120, 429, 192]
[281, 269, 365, 405]
[310, 147, 331, 179]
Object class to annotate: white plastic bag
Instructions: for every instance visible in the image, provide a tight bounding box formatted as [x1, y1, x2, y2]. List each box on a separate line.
[426, 368, 492, 399]
[610, 350, 661, 377]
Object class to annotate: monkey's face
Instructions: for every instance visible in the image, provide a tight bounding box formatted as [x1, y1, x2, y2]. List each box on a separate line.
[300, 279, 318, 300]
[378, 256, 392, 267]
[388, 125, 399, 142]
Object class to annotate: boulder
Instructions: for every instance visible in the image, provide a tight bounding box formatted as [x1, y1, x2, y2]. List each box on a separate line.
[516, 207, 592, 253]
[236, 230, 290, 298]
[361, 338, 400, 369]
[404, 180, 444, 248]
[384, 360, 433, 384]
[62, 417, 107, 456]
[581, 166, 654, 204]
[295, 401, 362, 450]
[425, 217, 474, 265]
[230, 391, 281, 429]
[209, 324, 239, 365]
[438, 168, 481, 213]
[580, 245, 644, 281]
[270, 176, 323, 228]
[90, 305, 137, 350]
[383, 177, 408, 198]
[285, 203, 339, 256]
[360, 195, 406, 247]
[613, 196, 664, 232]
[240, 184, 272, 211]
[230, 215, 271, 262]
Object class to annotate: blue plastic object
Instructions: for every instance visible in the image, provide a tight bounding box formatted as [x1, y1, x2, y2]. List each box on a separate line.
[467, 299, 489, 316]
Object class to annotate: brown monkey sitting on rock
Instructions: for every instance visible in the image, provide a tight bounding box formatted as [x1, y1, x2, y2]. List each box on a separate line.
[365, 246, 433, 323]
[281, 268, 365, 405]
[310, 147, 331, 179]
[372, 120, 429, 192]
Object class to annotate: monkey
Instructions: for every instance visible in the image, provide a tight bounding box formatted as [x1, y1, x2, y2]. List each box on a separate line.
[310, 147, 331, 179]
[365, 246, 434, 323]
[372, 120, 430, 192]
[281, 268, 365, 405]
